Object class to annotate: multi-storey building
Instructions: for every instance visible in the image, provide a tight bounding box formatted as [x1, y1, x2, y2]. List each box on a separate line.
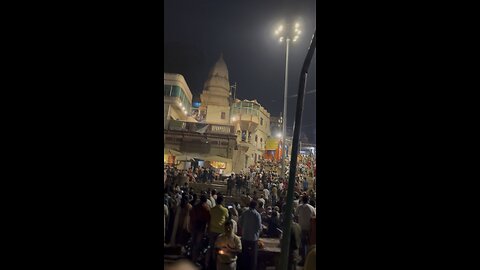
[230, 99, 271, 168]
[163, 73, 193, 128]
[164, 54, 272, 174]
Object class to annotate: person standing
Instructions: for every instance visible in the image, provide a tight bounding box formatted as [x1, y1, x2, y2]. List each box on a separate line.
[206, 190, 216, 209]
[303, 177, 309, 191]
[271, 184, 278, 208]
[258, 194, 266, 208]
[169, 195, 193, 246]
[189, 194, 211, 263]
[235, 176, 242, 195]
[214, 220, 242, 270]
[227, 174, 234, 196]
[263, 187, 270, 206]
[238, 201, 262, 270]
[266, 206, 281, 238]
[295, 195, 316, 263]
[206, 195, 229, 270]
[281, 216, 302, 270]
[164, 203, 169, 245]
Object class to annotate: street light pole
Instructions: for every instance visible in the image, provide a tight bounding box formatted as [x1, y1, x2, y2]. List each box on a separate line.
[282, 37, 290, 178]
[278, 29, 316, 270]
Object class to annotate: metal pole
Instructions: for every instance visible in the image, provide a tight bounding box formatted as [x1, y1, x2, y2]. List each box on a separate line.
[278, 30, 316, 270]
[282, 38, 290, 179]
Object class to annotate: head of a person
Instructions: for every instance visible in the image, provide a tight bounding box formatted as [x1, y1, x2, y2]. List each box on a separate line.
[216, 195, 224, 205]
[181, 195, 189, 207]
[249, 200, 258, 210]
[258, 201, 264, 209]
[224, 219, 234, 233]
[302, 195, 309, 204]
[199, 194, 208, 203]
[229, 207, 237, 216]
[212, 189, 217, 196]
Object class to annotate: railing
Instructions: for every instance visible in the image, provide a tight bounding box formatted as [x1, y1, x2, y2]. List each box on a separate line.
[165, 120, 235, 135]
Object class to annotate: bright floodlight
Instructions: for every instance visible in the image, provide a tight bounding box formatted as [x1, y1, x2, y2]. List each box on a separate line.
[275, 30, 279, 35]
[279, 25, 283, 31]
[276, 133, 282, 138]
[279, 37, 284, 42]
[297, 30, 302, 34]
[295, 23, 299, 28]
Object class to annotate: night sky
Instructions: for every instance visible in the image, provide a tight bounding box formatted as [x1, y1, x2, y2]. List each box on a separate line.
[164, 0, 316, 143]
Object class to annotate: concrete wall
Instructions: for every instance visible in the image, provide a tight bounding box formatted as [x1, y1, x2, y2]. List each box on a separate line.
[205, 105, 231, 125]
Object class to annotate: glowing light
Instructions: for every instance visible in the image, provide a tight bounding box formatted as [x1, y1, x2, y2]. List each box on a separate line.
[295, 23, 299, 28]
[276, 133, 282, 138]
[279, 37, 284, 42]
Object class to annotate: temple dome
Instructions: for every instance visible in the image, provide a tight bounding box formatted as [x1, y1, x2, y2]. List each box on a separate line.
[203, 53, 230, 94]
[208, 53, 229, 81]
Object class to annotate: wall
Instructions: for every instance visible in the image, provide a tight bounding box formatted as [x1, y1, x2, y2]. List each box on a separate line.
[205, 105, 231, 125]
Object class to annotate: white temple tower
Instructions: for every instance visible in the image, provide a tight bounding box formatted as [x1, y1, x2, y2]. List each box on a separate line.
[200, 53, 232, 125]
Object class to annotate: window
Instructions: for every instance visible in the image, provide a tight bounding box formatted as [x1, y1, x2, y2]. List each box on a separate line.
[221, 112, 226, 119]
[164, 84, 192, 114]
[255, 135, 258, 142]
[260, 117, 264, 126]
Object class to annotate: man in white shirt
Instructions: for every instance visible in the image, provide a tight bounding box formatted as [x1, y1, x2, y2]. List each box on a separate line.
[295, 195, 316, 264]
[258, 194, 266, 208]
[263, 187, 270, 202]
[207, 190, 216, 209]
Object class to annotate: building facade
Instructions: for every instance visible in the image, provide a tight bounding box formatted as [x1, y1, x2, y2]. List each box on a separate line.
[163, 73, 193, 128]
[164, 54, 272, 174]
[230, 99, 271, 168]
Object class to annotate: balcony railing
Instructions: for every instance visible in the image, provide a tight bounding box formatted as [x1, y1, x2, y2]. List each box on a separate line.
[165, 120, 235, 135]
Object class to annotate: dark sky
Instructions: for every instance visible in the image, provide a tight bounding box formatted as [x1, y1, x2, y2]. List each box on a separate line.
[164, 0, 316, 143]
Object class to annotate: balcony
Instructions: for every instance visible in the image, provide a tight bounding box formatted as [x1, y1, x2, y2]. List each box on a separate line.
[231, 114, 259, 132]
[165, 120, 235, 135]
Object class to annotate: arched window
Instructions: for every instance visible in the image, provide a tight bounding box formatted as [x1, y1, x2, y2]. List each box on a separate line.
[255, 135, 258, 142]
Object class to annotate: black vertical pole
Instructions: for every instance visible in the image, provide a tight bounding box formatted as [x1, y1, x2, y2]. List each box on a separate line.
[278, 29, 316, 270]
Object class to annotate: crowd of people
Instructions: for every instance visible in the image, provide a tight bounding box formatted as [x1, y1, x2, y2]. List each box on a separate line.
[163, 155, 317, 270]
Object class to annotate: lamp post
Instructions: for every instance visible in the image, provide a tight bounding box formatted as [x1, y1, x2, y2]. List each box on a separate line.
[275, 23, 301, 179]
